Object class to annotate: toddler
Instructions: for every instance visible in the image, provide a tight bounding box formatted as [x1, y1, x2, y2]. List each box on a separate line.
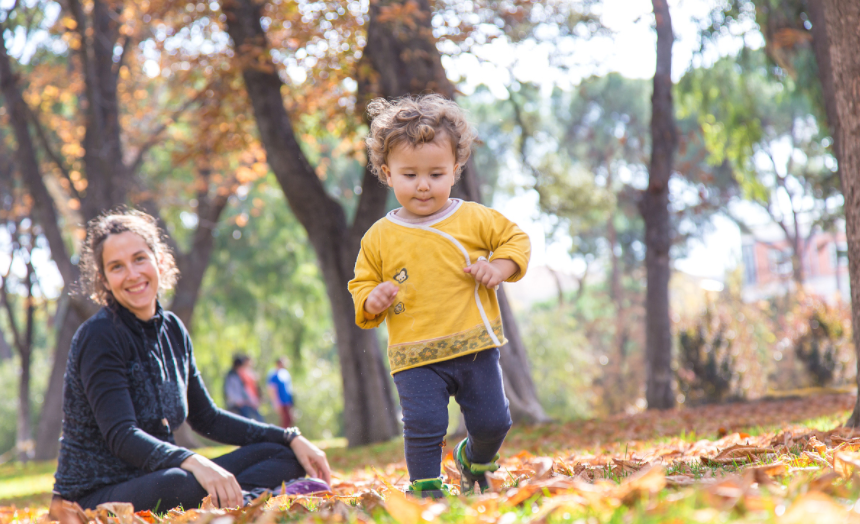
[348, 94, 530, 497]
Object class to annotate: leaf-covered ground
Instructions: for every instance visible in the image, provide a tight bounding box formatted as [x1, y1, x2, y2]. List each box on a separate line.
[3, 392, 859, 524]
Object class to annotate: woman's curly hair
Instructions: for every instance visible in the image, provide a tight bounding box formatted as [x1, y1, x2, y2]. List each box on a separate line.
[78, 208, 179, 307]
[366, 94, 476, 183]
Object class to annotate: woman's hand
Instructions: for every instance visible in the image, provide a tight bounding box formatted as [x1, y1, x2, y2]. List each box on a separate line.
[181, 454, 243, 508]
[290, 436, 332, 485]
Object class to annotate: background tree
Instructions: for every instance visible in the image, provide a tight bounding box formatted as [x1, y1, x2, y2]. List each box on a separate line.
[819, 0, 860, 427]
[641, 0, 677, 410]
[678, 51, 840, 289]
[0, 211, 38, 461]
[0, 0, 259, 458]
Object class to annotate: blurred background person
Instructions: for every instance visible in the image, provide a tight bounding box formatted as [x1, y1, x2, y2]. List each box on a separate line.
[267, 357, 295, 428]
[224, 354, 263, 422]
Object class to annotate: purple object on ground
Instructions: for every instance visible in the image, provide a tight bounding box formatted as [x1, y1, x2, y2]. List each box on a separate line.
[278, 477, 332, 495]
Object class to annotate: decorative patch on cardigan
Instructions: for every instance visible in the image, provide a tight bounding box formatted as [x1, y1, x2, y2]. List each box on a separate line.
[387, 318, 505, 373]
[394, 268, 409, 283]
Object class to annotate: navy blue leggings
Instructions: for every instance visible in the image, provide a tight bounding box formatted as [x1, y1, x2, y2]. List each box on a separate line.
[75, 442, 305, 511]
[393, 348, 512, 482]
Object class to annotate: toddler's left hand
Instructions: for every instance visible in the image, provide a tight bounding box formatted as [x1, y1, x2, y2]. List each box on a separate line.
[464, 259, 503, 290]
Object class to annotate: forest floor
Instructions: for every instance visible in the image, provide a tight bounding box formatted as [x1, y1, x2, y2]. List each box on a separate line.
[1, 391, 859, 523]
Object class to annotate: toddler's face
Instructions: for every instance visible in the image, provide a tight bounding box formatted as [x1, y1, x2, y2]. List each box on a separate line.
[382, 136, 458, 220]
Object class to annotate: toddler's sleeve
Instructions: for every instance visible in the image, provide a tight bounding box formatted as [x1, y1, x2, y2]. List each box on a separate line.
[485, 209, 531, 283]
[348, 229, 387, 329]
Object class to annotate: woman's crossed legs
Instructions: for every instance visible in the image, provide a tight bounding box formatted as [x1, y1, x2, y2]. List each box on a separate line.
[76, 442, 306, 512]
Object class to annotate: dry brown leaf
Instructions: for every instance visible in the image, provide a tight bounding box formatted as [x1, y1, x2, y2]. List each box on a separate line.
[805, 436, 827, 456]
[96, 503, 135, 524]
[664, 474, 697, 487]
[527, 457, 554, 480]
[383, 489, 445, 524]
[484, 471, 507, 493]
[744, 461, 788, 479]
[613, 465, 666, 504]
[357, 490, 385, 513]
[527, 495, 586, 524]
[779, 492, 858, 524]
[807, 471, 843, 494]
[833, 451, 860, 479]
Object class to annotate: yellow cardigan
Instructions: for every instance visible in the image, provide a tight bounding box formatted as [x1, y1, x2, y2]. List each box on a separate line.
[348, 200, 530, 374]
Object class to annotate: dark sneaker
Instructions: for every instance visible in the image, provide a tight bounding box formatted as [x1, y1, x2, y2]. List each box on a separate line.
[405, 478, 451, 498]
[454, 439, 500, 494]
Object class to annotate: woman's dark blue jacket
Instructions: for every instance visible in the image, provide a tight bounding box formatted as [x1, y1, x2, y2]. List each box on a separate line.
[54, 302, 286, 501]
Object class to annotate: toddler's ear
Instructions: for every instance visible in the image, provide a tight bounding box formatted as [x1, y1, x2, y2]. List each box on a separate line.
[381, 165, 393, 186]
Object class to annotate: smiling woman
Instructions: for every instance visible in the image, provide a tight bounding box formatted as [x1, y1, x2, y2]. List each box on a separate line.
[50, 209, 331, 522]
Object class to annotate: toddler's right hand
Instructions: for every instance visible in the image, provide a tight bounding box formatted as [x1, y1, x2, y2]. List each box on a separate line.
[364, 282, 399, 316]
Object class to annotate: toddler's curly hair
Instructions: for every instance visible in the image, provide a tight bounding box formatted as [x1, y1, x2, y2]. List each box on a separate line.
[366, 94, 476, 182]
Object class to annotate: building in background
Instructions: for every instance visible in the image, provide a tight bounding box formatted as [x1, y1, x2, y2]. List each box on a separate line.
[740, 221, 848, 303]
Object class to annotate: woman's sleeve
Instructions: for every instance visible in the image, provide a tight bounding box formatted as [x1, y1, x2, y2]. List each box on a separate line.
[184, 337, 285, 446]
[485, 208, 531, 282]
[78, 323, 194, 472]
[348, 229, 387, 329]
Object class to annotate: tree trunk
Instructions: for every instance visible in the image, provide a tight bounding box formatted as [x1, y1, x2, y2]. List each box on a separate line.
[222, 0, 399, 446]
[640, 0, 677, 411]
[818, 0, 860, 428]
[497, 288, 552, 422]
[806, 0, 841, 164]
[33, 294, 89, 459]
[360, 0, 549, 424]
[17, 345, 32, 461]
[0, 326, 12, 360]
[604, 194, 628, 414]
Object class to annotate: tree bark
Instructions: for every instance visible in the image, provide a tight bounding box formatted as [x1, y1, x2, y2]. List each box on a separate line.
[33, 294, 89, 460]
[170, 173, 232, 329]
[222, 0, 399, 446]
[806, 0, 841, 164]
[818, 0, 860, 428]
[0, 325, 12, 360]
[640, 0, 677, 410]
[361, 0, 549, 424]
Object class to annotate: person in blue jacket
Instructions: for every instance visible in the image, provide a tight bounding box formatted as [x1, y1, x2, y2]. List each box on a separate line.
[267, 357, 295, 428]
[51, 209, 331, 519]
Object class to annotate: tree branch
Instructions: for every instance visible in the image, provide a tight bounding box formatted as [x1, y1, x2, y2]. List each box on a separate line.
[0, 254, 23, 353]
[24, 104, 81, 201]
[0, 26, 76, 285]
[112, 33, 132, 77]
[126, 81, 214, 177]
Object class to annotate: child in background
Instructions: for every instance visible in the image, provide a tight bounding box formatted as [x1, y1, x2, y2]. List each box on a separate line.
[348, 94, 530, 497]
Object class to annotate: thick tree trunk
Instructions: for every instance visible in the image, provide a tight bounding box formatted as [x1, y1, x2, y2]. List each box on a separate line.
[818, 0, 860, 428]
[222, 0, 399, 446]
[170, 183, 231, 330]
[33, 295, 90, 460]
[640, 0, 677, 410]
[806, 0, 841, 163]
[497, 288, 552, 422]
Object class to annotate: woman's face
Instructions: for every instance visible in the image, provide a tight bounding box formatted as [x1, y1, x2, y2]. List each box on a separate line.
[101, 231, 161, 320]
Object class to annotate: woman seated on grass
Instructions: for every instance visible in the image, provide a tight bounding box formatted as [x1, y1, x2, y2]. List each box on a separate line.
[51, 209, 330, 518]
